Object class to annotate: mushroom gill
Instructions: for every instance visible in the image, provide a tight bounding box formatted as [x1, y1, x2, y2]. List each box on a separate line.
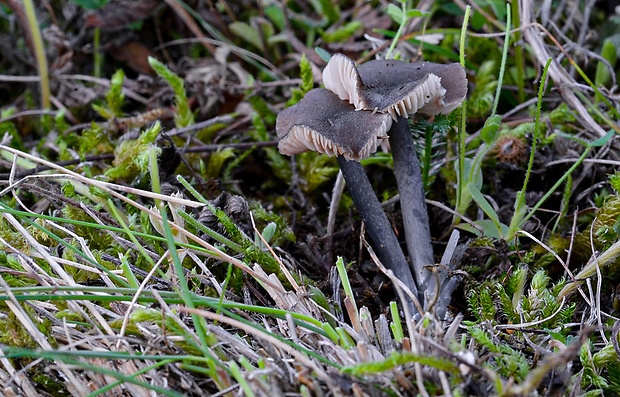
[321, 53, 364, 110]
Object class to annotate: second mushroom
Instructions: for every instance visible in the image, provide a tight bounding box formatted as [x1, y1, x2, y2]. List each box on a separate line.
[277, 53, 467, 317]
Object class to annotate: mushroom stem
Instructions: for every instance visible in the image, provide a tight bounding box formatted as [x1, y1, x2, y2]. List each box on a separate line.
[336, 155, 420, 310]
[388, 117, 435, 305]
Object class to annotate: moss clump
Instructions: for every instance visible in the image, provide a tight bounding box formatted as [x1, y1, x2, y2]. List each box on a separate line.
[0, 309, 52, 349]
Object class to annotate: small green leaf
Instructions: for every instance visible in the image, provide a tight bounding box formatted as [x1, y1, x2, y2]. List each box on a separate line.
[120, 253, 139, 288]
[336, 327, 356, 349]
[321, 322, 340, 342]
[406, 9, 430, 18]
[229, 22, 264, 52]
[464, 157, 483, 190]
[589, 130, 614, 148]
[468, 182, 503, 235]
[386, 4, 404, 22]
[322, 21, 362, 43]
[261, 222, 277, 245]
[487, 0, 507, 20]
[206, 148, 236, 179]
[317, 0, 340, 24]
[595, 39, 617, 88]
[471, 10, 487, 30]
[480, 114, 502, 144]
[315, 47, 331, 63]
[264, 5, 285, 30]
[456, 222, 482, 237]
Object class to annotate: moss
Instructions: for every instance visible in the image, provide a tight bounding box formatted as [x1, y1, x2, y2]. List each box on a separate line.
[572, 196, 620, 263]
[105, 122, 161, 181]
[0, 253, 37, 287]
[32, 369, 68, 396]
[0, 309, 52, 349]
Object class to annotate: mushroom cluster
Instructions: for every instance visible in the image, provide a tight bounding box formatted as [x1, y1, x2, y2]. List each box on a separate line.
[276, 53, 467, 317]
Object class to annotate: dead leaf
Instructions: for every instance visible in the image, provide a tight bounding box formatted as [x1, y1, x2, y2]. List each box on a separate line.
[109, 41, 158, 75]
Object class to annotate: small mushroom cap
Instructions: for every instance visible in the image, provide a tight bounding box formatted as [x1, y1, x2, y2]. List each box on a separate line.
[276, 88, 393, 161]
[322, 54, 468, 119]
[413, 62, 468, 115]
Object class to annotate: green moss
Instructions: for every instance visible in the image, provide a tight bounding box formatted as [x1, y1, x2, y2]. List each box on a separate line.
[572, 196, 620, 263]
[250, 203, 295, 245]
[296, 152, 338, 193]
[0, 107, 23, 150]
[105, 122, 161, 181]
[0, 310, 52, 349]
[0, 251, 37, 287]
[467, 267, 574, 334]
[32, 370, 68, 396]
[467, 60, 498, 119]
[148, 57, 194, 128]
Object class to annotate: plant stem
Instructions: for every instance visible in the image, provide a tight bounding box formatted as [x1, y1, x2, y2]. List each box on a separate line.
[23, 0, 50, 110]
[507, 58, 552, 239]
[93, 27, 102, 78]
[511, 0, 525, 103]
[491, 4, 511, 117]
[336, 156, 419, 311]
[385, 1, 407, 60]
[456, 5, 470, 223]
[388, 117, 434, 301]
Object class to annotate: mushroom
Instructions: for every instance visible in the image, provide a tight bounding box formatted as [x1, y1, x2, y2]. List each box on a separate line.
[276, 87, 420, 308]
[323, 53, 467, 119]
[322, 54, 467, 315]
[276, 88, 392, 161]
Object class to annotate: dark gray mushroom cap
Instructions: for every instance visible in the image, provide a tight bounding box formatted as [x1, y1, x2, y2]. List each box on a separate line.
[413, 62, 468, 115]
[276, 88, 392, 161]
[323, 54, 468, 119]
